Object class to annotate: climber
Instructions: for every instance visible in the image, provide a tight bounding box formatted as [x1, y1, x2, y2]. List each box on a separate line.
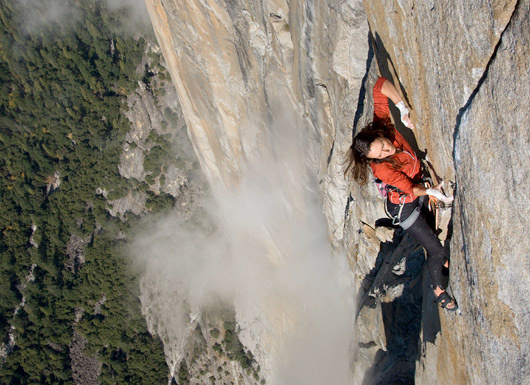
[347, 76, 457, 311]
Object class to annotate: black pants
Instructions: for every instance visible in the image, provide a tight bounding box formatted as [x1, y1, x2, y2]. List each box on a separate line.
[387, 198, 447, 290]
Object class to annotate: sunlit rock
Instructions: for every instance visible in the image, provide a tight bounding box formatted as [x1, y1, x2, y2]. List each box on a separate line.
[143, 0, 529, 384]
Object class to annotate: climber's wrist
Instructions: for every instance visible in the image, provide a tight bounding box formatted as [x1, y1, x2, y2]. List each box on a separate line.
[396, 101, 413, 128]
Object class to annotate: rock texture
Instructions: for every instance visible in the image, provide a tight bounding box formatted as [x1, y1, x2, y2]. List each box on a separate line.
[110, 40, 204, 221]
[69, 330, 101, 385]
[363, 1, 530, 384]
[65, 233, 92, 273]
[144, 0, 368, 196]
[144, 0, 530, 384]
[144, 1, 368, 382]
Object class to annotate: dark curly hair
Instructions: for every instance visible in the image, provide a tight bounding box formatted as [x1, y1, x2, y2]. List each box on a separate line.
[345, 119, 401, 185]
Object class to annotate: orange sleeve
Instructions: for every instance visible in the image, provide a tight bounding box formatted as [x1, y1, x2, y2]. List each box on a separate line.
[371, 162, 416, 196]
[373, 77, 389, 122]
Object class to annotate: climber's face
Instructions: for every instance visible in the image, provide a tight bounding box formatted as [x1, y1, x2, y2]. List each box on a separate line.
[366, 137, 396, 159]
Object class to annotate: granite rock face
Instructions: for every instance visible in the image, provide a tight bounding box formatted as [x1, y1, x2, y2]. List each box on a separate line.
[144, 0, 529, 383]
[363, 1, 529, 384]
[144, 0, 368, 195]
[144, 0, 368, 382]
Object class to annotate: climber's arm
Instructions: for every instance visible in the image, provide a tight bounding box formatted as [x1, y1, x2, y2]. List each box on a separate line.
[380, 79, 414, 129]
[412, 184, 428, 197]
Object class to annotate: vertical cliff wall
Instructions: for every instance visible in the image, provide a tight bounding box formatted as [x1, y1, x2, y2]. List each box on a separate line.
[362, 1, 530, 384]
[143, 0, 368, 382]
[143, 0, 529, 383]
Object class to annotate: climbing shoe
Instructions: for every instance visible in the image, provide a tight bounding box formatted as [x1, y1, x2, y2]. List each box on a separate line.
[434, 291, 458, 312]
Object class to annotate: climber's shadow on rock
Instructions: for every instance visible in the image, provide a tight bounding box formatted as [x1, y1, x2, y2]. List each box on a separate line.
[353, 31, 450, 385]
[356, 225, 430, 385]
[372, 32, 425, 160]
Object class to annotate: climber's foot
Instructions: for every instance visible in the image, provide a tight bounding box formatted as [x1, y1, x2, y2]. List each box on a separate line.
[434, 289, 457, 311]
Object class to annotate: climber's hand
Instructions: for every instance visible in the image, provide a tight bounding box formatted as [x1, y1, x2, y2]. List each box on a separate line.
[396, 101, 414, 129]
[426, 182, 453, 203]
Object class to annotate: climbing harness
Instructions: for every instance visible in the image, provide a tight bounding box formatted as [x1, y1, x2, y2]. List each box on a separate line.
[379, 176, 430, 230]
[374, 150, 452, 231]
[383, 192, 425, 230]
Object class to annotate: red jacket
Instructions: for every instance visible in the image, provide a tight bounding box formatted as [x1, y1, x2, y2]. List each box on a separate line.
[370, 77, 422, 204]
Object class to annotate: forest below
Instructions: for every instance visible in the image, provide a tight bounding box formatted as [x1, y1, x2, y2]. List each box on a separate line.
[0, 0, 173, 383]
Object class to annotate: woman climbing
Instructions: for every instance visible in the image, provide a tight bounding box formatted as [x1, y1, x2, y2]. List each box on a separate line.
[347, 76, 457, 311]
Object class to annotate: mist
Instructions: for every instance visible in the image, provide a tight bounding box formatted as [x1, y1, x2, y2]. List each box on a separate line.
[129, 98, 355, 384]
[13, 0, 150, 35]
